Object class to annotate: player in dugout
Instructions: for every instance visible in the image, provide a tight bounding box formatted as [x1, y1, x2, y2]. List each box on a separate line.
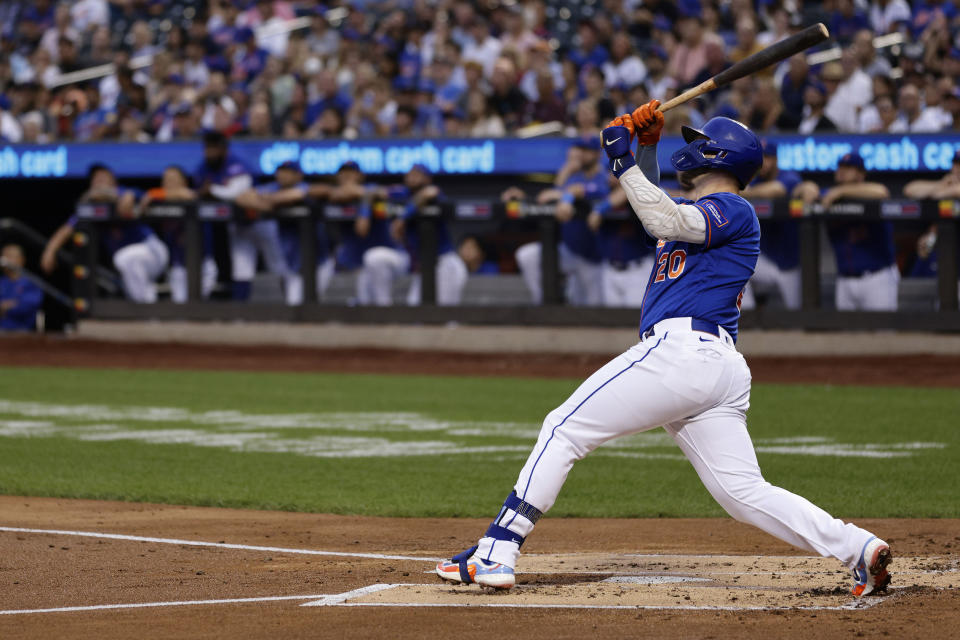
[0, 244, 43, 332]
[42, 164, 170, 304]
[739, 141, 804, 310]
[195, 130, 294, 303]
[510, 136, 608, 306]
[234, 160, 336, 303]
[138, 165, 206, 303]
[360, 163, 467, 306]
[794, 152, 896, 311]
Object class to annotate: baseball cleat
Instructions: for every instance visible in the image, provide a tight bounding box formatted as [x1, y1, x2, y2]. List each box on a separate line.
[852, 536, 892, 596]
[436, 545, 515, 589]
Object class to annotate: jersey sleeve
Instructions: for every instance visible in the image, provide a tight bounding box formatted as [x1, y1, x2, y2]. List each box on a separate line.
[694, 193, 757, 249]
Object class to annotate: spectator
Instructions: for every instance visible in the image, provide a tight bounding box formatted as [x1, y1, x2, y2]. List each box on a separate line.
[243, 101, 274, 137]
[831, 0, 871, 45]
[39, 3, 79, 64]
[602, 32, 646, 90]
[568, 21, 609, 70]
[0, 244, 43, 332]
[42, 164, 169, 303]
[487, 57, 527, 131]
[889, 83, 944, 132]
[796, 153, 896, 311]
[852, 29, 891, 78]
[730, 16, 765, 67]
[526, 70, 566, 124]
[462, 18, 502, 78]
[859, 94, 900, 132]
[464, 89, 505, 137]
[869, 0, 913, 34]
[823, 54, 873, 132]
[668, 13, 723, 87]
[643, 46, 675, 101]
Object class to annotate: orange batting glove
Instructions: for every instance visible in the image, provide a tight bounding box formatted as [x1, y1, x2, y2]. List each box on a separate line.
[604, 114, 636, 141]
[631, 99, 665, 146]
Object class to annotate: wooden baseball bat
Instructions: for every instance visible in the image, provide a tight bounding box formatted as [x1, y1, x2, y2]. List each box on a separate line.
[657, 23, 830, 113]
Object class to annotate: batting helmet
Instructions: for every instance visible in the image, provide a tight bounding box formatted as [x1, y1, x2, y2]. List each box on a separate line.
[670, 117, 762, 189]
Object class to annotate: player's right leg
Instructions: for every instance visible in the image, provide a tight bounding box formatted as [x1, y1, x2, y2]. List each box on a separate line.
[362, 247, 410, 306]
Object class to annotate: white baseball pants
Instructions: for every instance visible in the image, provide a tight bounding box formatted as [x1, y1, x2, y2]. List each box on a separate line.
[168, 257, 219, 303]
[835, 265, 899, 311]
[113, 235, 169, 303]
[228, 220, 303, 305]
[741, 253, 802, 310]
[406, 252, 469, 306]
[475, 317, 876, 572]
[602, 257, 655, 307]
[515, 242, 603, 306]
[283, 257, 336, 305]
[357, 246, 411, 305]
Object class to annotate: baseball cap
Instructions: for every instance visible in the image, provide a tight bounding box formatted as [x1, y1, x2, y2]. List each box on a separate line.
[653, 16, 673, 32]
[165, 73, 185, 85]
[573, 135, 601, 151]
[837, 152, 865, 170]
[337, 160, 361, 173]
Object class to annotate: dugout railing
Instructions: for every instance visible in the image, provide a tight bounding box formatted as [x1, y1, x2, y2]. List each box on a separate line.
[69, 197, 960, 331]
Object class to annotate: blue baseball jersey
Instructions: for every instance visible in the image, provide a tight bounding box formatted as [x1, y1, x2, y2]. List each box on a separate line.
[0, 275, 43, 331]
[388, 185, 455, 257]
[638, 192, 760, 343]
[827, 221, 896, 276]
[259, 181, 331, 265]
[559, 169, 609, 263]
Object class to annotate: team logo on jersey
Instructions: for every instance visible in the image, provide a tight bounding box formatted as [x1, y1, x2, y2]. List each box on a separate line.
[701, 200, 728, 228]
[656, 239, 666, 249]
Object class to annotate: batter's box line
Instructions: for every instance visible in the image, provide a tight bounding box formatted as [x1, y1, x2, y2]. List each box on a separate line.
[302, 583, 885, 611]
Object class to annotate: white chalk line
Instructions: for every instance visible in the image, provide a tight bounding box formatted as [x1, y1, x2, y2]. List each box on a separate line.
[0, 594, 325, 616]
[0, 526, 443, 562]
[302, 583, 884, 611]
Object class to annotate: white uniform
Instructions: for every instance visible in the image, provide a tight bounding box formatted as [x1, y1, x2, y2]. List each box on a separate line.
[515, 242, 603, 306]
[601, 256, 654, 307]
[740, 253, 802, 309]
[359, 246, 468, 306]
[229, 219, 301, 305]
[113, 233, 169, 303]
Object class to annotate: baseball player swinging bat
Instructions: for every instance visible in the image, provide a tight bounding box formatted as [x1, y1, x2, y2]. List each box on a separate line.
[436, 20, 891, 599]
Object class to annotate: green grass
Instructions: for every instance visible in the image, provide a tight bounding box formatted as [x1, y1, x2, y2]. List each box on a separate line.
[0, 366, 956, 518]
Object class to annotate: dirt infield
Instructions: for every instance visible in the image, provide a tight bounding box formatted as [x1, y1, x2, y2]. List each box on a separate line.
[4, 335, 960, 386]
[0, 497, 957, 640]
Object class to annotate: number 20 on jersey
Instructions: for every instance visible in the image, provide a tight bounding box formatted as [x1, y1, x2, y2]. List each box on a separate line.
[654, 249, 687, 283]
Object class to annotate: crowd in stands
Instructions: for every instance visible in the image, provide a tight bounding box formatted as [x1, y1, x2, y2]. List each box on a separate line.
[0, 0, 959, 144]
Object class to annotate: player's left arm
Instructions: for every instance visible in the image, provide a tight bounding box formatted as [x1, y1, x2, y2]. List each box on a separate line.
[602, 102, 706, 244]
[266, 186, 310, 206]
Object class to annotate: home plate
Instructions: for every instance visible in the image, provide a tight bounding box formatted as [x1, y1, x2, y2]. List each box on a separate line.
[319, 554, 957, 611]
